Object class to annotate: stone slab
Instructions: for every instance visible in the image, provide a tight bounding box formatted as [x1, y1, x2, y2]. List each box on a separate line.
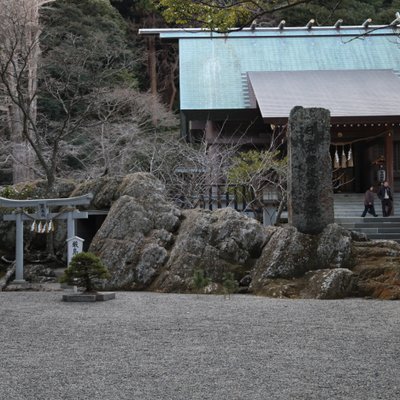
[62, 293, 97, 302]
[3, 282, 63, 292]
[96, 292, 116, 301]
[62, 292, 116, 302]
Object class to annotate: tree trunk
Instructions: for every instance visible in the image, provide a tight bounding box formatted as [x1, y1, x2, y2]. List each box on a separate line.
[147, 36, 158, 126]
[148, 36, 157, 98]
[168, 57, 178, 111]
[146, 11, 158, 126]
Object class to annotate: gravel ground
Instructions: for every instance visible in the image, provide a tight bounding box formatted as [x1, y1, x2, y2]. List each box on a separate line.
[0, 292, 399, 400]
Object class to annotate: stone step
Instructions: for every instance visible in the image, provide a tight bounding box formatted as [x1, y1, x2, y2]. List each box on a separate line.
[365, 233, 400, 241]
[335, 213, 377, 217]
[334, 205, 377, 208]
[334, 209, 400, 240]
[351, 227, 400, 233]
[335, 217, 400, 224]
[349, 231, 400, 242]
[337, 221, 400, 227]
[278, 194, 399, 241]
[353, 223, 400, 228]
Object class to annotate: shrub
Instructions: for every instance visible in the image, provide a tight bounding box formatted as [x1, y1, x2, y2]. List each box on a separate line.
[191, 269, 210, 294]
[222, 272, 239, 299]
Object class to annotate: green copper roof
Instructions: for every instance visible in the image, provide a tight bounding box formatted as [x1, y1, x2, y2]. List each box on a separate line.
[177, 28, 400, 111]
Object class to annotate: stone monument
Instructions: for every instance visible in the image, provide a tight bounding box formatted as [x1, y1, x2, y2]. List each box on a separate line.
[287, 106, 334, 234]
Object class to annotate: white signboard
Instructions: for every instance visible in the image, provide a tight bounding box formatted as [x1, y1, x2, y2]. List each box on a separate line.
[66, 236, 84, 265]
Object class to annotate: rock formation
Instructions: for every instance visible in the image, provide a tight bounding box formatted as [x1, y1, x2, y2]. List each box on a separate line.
[85, 174, 266, 292]
[351, 240, 400, 300]
[1, 173, 400, 299]
[151, 208, 266, 292]
[84, 173, 399, 300]
[250, 223, 354, 284]
[88, 173, 182, 290]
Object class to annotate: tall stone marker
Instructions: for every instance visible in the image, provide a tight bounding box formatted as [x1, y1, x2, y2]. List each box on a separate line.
[288, 106, 334, 234]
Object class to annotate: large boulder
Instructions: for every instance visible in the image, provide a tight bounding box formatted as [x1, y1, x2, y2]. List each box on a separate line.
[89, 174, 181, 290]
[151, 208, 266, 292]
[92, 201, 266, 292]
[250, 223, 353, 293]
[8, 179, 77, 199]
[250, 223, 400, 300]
[72, 173, 178, 213]
[351, 240, 400, 300]
[71, 176, 124, 209]
[302, 268, 354, 299]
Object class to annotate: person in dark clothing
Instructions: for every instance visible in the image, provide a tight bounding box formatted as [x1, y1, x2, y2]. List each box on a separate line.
[361, 186, 378, 217]
[377, 181, 393, 217]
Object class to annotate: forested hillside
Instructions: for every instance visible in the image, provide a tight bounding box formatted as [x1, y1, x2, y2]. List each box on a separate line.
[0, 0, 178, 191]
[0, 0, 398, 196]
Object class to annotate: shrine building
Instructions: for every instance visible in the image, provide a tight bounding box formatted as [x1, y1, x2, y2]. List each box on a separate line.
[140, 21, 400, 193]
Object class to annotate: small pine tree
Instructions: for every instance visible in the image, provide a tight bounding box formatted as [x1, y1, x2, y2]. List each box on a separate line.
[192, 269, 210, 295]
[60, 252, 110, 293]
[222, 272, 239, 299]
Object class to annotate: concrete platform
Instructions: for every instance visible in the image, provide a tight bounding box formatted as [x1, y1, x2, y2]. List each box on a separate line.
[96, 292, 116, 301]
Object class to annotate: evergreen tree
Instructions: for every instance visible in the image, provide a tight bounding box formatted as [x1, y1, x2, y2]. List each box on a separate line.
[60, 252, 110, 292]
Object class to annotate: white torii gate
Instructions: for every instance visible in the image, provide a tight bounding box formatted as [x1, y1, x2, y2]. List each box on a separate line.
[0, 193, 93, 283]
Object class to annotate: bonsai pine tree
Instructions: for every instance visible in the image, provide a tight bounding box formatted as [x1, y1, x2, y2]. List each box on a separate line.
[60, 252, 110, 293]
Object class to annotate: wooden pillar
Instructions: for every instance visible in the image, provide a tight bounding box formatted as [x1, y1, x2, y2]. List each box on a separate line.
[180, 112, 189, 140]
[205, 120, 218, 143]
[385, 130, 394, 186]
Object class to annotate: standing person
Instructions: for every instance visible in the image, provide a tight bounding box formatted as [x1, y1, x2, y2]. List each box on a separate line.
[361, 186, 378, 217]
[377, 181, 393, 217]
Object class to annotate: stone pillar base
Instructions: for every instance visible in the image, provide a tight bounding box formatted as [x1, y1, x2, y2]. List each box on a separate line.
[12, 280, 27, 285]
